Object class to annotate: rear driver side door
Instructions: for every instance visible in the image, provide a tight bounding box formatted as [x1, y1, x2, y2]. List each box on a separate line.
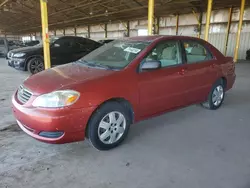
[181, 40, 218, 104]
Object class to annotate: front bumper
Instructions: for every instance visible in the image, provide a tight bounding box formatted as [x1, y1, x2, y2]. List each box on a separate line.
[8, 58, 26, 71]
[12, 93, 96, 144]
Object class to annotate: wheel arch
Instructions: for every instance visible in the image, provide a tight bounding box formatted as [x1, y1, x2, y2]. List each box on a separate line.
[85, 97, 135, 138]
[24, 55, 44, 71]
[221, 77, 227, 89]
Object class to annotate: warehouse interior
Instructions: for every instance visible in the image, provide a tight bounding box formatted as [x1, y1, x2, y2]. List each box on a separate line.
[1, 0, 250, 188]
[0, 0, 250, 61]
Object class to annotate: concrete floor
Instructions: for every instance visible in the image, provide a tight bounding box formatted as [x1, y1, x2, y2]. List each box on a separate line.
[0, 59, 29, 130]
[1, 59, 250, 188]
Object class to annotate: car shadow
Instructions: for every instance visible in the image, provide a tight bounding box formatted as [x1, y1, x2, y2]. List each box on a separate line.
[126, 105, 202, 142]
[126, 92, 247, 144]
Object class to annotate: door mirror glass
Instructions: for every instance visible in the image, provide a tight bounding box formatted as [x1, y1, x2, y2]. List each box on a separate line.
[141, 60, 161, 71]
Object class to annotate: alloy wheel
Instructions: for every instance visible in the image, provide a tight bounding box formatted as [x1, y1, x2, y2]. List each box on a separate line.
[97, 111, 126, 144]
[212, 85, 224, 106]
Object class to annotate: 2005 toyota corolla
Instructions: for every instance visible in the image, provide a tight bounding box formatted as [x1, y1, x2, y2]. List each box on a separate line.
[12, 36, 236, 150]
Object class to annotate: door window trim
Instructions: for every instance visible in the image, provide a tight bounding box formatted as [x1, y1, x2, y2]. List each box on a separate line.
[181, 39, 215, 65]
[138, 39, 185, 73]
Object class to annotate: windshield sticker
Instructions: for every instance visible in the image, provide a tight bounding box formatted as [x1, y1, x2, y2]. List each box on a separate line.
[124, 47, 141, 54]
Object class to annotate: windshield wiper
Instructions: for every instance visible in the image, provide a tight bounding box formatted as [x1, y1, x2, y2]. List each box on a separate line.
[77, 59, 116, 70]
[94, 63, 116, 70]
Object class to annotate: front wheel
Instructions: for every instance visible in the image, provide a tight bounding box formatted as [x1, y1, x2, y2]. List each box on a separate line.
[87, 102, 131, 150]
[201, 80, 225, 110]
[27, 57, 44, 74]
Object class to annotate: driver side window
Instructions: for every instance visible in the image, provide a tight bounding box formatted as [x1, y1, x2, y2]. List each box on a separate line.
[145, 40, 182, 68]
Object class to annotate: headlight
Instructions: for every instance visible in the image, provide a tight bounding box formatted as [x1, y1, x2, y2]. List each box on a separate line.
[13, 53, 26, 58]
[32, 90, 80, 108]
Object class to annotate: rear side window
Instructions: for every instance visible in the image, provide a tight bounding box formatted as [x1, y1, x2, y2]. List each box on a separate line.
[183, 41, 213, 64]
[85, 38, 100, 48]
[77, 38, 99, 50]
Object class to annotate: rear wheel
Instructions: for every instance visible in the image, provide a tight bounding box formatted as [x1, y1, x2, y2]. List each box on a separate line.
[27, 57, 44, 74]
[87, 102, 131, 150]
[201, 80, 225, 110]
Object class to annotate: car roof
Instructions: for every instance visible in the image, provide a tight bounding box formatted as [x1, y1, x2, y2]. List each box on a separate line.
[59, 36, 98, 42]
[126, 35, 203, 42]
[59, 36, 83, 39]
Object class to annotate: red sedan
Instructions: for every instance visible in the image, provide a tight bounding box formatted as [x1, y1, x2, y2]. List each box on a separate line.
[12, 36, 236, 150]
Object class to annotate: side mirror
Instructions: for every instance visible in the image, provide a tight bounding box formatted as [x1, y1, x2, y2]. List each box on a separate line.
[141, 60, 161, 71]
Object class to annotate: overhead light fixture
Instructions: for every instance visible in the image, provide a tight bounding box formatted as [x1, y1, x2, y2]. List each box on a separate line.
[105, 9, 108, 16]
[89, 7, 93, 15]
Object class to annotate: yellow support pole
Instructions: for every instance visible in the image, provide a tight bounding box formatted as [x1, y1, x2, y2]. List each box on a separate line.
[234, 0, 246, 62]
[176, 14, 179, 35]
[40, 0, 51, 69]
[204, 0, 213, 41]
[148, 0, 154, 35]
[224, 7, 233, 56]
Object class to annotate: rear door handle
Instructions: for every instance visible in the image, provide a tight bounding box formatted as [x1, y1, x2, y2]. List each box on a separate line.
[178, 68, 187, 75]
[210, 63, 216, 68]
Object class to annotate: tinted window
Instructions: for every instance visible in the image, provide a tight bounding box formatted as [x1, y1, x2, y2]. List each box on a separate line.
[183, 41, 212, 64]
[54, 37, 75, 48]
[145, 40, 182, 67]
[77, 38, 95, 49]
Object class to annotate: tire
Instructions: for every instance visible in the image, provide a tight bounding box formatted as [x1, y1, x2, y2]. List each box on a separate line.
[87, 102, 131, 150]
[27, 57, 44, 74]
[201, 79, 225, 110]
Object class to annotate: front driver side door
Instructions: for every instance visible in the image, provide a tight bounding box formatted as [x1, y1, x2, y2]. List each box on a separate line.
[138, 40, 190, 117]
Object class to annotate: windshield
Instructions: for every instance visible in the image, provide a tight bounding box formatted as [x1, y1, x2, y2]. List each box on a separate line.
[80, 40, 150, 70]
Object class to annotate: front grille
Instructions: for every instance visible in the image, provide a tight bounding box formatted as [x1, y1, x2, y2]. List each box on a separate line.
[17, 85, 32, 104]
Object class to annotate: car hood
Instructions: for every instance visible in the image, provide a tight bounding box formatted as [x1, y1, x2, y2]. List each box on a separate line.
[10, 45, 42, 53]
[23, 63, 113, 95]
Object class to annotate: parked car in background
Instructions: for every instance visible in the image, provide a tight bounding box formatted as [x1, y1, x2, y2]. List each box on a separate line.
[98, 39, 114, 45]
[24, 40, 41, 47]
[12, 36, 236, 150]
[8, 40, 26, 51]
[246, 49, 250, 60]
[0, 37, 9, 57]
[7, 36, 102, 74]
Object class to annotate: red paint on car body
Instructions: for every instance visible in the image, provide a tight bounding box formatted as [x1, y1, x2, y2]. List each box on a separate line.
[12, 36, 236, 144]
